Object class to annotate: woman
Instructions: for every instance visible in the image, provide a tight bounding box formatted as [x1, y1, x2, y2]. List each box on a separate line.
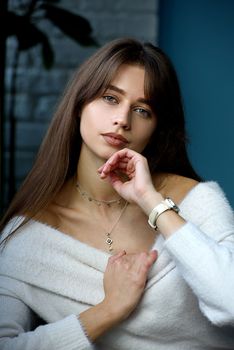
[0, 38, 233, 349]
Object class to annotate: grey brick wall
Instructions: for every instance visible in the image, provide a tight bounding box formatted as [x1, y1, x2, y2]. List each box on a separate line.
[4, 0, 159, 201]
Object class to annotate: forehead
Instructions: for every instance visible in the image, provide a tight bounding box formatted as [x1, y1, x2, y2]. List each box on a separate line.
[108, 64, 146, 97]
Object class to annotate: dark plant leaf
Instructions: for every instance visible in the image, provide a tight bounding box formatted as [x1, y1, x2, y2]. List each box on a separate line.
[6, 11, 50, 50]
[41, 3, 98, 46]
[43, 0, 60, 3]
[41, 37, 54, 69]
[5, 12, 23, 37]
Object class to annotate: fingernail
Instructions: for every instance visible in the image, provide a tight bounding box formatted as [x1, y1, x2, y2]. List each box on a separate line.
[151, 249, 158, 258]
[119, 250, 126, 255]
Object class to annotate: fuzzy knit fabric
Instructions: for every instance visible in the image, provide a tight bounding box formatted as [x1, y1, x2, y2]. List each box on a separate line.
[0, 181, 234, 349]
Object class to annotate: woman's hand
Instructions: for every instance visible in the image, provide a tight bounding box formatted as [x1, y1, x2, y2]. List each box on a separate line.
[98, 148, 163, 212]
[79, 249, 157, 341]
[102, 249, 158, 321]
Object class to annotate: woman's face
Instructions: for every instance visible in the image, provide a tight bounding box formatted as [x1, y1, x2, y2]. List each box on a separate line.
[80, 64, 157, 161]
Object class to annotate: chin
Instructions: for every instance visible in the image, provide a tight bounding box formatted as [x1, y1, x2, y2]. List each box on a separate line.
[88, 146, 115, 161]
[101, 144, 130, 160]
[100, 149, 119, 160]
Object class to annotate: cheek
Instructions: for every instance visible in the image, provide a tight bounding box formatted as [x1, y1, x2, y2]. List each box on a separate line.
[79, 108, 95, 142]
[80, 105, 98, 132]
[133, 121, 157, 152]
[80, 101, 109, 129]
[79, 103, 109, 143]
[138, 119, 157, 142]
[79, 118, 86, 140]
[145, 119, 157, 142]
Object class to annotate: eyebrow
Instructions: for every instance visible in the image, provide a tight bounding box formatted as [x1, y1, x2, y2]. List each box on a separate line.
[106, 84, 151, 106]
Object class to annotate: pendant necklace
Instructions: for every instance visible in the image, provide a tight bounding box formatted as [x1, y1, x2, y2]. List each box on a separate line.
[76, 182, 128, 252]
[104, 201, 128, 252]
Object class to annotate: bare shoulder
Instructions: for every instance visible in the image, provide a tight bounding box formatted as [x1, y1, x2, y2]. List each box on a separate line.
[32, 204, 60, 229]
[30, 180, 74, 228]
[152, 173, 199, 204]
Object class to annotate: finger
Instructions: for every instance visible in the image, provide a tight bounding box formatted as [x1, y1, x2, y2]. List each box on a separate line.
[99, 150, 133, 173]
[98, 161, 118, 177]
[108, 250, 126, 264]
[102, 161, 128, 173]
[98, 148, 134, 174]
[148, 250, 158, 264]
[102, 154, 124, 171]
[98, 149, 143, 180]
[97, 165, 104, 173]
[115, 148, 139, 159]
[99, 163, 128, 179]
[133, 252, 156, 281]
[108, 172, 124, 190]
[139, 250, 158, 271]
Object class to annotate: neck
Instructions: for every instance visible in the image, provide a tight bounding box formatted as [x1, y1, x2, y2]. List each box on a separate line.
[54, 145, 124, 210]
[76, 144, 121, 202]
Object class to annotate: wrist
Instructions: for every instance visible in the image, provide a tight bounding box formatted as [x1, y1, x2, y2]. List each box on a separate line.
[98, 299, 123, 323]
[79, 301, 122, 342]
[138, 188, 164, 216]
[148, 197, 180, 230]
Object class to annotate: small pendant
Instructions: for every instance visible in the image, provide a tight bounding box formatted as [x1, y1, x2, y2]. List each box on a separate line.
[106, 233, 113, 251]
[106, 237, 113, 245]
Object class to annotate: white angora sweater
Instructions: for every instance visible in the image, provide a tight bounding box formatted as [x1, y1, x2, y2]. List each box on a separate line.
[0, 182, 234, 350]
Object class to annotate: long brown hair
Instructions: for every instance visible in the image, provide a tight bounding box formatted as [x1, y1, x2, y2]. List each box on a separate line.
[0, 37, 200, 237]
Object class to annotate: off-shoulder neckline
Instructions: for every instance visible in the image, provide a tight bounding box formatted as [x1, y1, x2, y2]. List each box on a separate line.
[10, 181, 219, 256]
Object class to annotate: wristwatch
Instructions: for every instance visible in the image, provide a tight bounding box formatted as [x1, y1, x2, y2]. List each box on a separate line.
[148, 197, 180, 230]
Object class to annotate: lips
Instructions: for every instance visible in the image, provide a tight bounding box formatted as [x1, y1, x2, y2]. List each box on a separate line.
[102, 133, 129, 147]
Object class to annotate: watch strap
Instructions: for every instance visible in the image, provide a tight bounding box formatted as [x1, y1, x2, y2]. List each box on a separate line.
[148, 197, 180, 230]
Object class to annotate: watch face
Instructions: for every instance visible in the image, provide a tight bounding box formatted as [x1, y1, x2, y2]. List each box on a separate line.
[166, 198, 180, 212]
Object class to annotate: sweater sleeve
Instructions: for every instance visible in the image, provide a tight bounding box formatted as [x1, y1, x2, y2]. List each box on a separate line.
[0, 287, 93, 350]
[164, 183, 234, 327]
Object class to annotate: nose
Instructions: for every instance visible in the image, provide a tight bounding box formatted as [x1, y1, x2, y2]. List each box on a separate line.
[112, 107, 131, 130]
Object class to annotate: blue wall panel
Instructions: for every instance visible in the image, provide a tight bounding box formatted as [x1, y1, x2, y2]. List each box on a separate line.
[159, 0, 234, 206]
